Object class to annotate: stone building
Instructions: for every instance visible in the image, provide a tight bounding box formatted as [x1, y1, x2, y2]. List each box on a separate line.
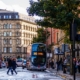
[0, 9, 37, 58]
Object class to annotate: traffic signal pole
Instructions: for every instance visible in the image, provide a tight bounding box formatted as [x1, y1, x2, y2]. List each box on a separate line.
[72, 20, 76, 80]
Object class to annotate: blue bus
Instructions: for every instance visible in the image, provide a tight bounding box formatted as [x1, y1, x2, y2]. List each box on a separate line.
[26, 43, 47, 70]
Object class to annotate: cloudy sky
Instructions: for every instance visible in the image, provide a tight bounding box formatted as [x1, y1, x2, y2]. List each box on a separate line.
[0, 0, 37, 15]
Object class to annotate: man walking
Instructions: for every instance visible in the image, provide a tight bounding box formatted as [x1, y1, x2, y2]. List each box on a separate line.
[7, 57, 13, 75]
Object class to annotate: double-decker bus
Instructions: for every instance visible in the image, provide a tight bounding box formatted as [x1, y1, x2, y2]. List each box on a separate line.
[26, 43, 46, 70]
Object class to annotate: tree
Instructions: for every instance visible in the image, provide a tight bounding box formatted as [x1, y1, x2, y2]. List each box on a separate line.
[32, 28, 50, 43]
[32, 28, 53, 52]
[27, 0, 80, 43]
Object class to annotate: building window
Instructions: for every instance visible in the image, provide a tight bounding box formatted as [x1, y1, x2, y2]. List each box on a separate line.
[4, 15, 6, 19]
[3, 24, 12, 29]
[3, 24, 7, 29]
[9, 15, 11, 19]
[3, 32, 6, 36]
[9, 24, 12, 28]
[0, 32, 2, 36]
[9, 48, 12, 52]
[3, 32, 12, 36]
[3, 47, 7, 53]
[3, 47, 12, 53]
[3, 39, 7, 44]
[9, 39, 12, 44]
[10, 32, 12, 36]
[16, 31, 21, 36]
[16, 47, 21, 52]
[6, 15, 8, 19]
[4, 15, 9, 19]
[16, 39, 21, 44]
[16, 23, 21, 29]
[15, 15, 19, 19]
[0, 16, 1, 19]
[3, 39, 12, 44]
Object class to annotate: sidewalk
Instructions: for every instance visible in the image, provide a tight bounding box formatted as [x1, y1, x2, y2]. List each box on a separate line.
[58, 71, 80, 80]
[48, 68, 80, 80]
[57, 71, 73, 80]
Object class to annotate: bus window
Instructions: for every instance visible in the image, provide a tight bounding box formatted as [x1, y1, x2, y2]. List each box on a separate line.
[32, 44, 38, 51]
[37, 44, 46, 52]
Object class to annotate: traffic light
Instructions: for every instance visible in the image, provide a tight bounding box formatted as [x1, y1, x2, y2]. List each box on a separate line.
[70, 20, 80, 41]
[70, 20, 77, 41]
[75, 34, 80, 41]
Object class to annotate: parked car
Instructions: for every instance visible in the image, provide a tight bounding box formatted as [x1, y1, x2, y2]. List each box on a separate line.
[1, 61, 6, 68]
[16, 58, 23, 67]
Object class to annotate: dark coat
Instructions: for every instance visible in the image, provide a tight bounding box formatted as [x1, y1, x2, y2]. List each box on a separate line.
[12, 60, 17, 69]
[7, 59, 13, 67]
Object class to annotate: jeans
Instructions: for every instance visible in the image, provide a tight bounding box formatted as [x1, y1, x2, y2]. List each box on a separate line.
[13, 67, 17, 74]
[7, 67, 13, 75]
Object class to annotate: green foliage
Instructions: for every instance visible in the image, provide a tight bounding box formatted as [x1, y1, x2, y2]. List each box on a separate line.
[27, 0, 80, 43]
[32, 28, 50, 43]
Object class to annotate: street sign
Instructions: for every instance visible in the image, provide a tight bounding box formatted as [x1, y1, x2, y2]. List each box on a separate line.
[54, 47, 63, 55]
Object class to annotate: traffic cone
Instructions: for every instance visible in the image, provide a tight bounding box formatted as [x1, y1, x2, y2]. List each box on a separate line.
[32, 74, 35, 78]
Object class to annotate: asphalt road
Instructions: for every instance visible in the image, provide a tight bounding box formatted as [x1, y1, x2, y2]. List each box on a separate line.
[0, 67, 63, 80]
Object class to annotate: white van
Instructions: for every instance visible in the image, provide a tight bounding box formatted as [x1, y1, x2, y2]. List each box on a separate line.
[16, 58, 23, 67]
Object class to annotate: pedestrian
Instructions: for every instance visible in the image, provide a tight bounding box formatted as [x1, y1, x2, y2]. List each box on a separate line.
[12, 58, 17, 74]
[59, 58, 63, 70]
[63, 57, 67, 73]
[1, 60, 6, 68]
[7, 57, 13, 75]
[56, 60, 60, 71]
[75, 59, 78, 73]
[50, 59, 54, 69]
[78, 59, 80, 73]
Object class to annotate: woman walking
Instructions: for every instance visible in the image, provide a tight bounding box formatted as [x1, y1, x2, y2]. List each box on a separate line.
[12, 58, 17, 74]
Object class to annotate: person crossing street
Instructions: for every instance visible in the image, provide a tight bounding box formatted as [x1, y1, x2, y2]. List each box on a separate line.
[7, 57, 13, 75]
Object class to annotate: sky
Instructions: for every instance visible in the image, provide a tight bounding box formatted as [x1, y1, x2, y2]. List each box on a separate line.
[0, 0, 37, 16]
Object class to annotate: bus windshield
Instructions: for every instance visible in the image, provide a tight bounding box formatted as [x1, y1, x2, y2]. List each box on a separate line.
[31, 43, 46, 66]
[32, 56, 46, 66]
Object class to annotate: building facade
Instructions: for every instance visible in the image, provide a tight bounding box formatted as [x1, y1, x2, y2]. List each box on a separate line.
[0, 9, 37, 58]
[46, 28, 59, 45]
